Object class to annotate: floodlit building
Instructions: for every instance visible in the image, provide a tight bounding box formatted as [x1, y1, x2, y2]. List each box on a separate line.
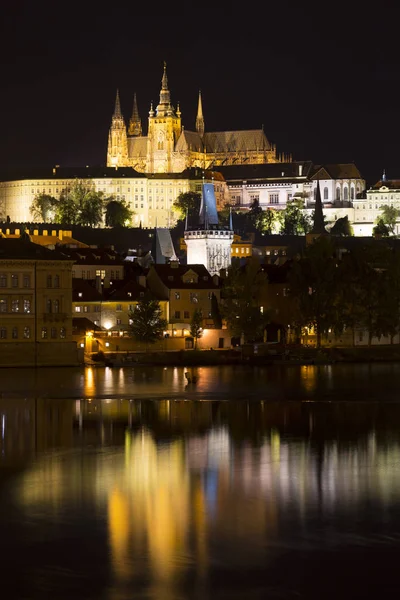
[107, 62, 289, 173]
[0, 237, 78, 366]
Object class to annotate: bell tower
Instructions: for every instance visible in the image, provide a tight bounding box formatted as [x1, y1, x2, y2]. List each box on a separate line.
[147, 62, 182, 173]
[107, 90, 128, 167]
[184, 182, 233, 276]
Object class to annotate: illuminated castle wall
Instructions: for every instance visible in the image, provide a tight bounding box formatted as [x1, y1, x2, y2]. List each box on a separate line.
[107, 63, 290, 174]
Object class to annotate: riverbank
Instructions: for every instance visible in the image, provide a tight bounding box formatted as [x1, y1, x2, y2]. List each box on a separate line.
[95, 345, 400, 367]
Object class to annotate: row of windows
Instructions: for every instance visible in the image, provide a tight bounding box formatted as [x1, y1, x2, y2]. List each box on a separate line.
[234, 247, 251, 254]
[75, 270, 121, 280]
[75, 305, 101, 313]
[0, 326, 66, 339]
[173, 310, 212, 319]
[0, 298, 31, 313]
[0, 274, 31, 288]
[173, 292, 213, 301]
[46, 275, 60, 288]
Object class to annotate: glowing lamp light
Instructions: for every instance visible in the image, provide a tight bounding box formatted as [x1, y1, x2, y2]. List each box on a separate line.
[105, 342, 110, 347]
[104, 321, 112, 330]
[80, 343, 84, 348]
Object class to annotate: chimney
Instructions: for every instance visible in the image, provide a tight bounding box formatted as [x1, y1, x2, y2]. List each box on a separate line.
[298, 164, 303, 177]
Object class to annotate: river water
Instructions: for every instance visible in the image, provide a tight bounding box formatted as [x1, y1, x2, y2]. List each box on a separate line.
[1, 363, 400, 599]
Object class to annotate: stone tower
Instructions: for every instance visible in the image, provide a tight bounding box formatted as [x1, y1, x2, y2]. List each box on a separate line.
[195, 90, 205, 138]
[146, 62, 182, 173]
[184, 182, 233, 276]
[107, 90, 128, 167]
[128, 93, 142, 136]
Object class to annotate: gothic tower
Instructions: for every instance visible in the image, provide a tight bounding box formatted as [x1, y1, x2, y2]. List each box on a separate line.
[146, 62, 182, 173]
[195, 91, 205, 138]
[107, 90, 128, 167]
[128, 93, 142, 136]
[184, 182, 233, 276]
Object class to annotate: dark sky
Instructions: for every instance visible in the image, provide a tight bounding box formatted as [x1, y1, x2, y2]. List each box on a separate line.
[0, 2, 398, 186]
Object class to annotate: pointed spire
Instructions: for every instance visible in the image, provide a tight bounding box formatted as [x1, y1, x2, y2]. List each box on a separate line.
[156, 62, 172, 116]
[312, 181, 327, 235]
[149, 101, 154, 117]
[196, 90, 205, 137]
[382, 169, 387, 182]
[128, 92, 142, 136]
[114, 89, 122, 118]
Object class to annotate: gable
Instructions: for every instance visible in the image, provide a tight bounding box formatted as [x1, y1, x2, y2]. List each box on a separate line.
[311, 167, 331, 180]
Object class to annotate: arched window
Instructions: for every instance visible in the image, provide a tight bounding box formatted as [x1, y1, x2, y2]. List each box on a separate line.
[324, 187, 328, 200]
[344, 187, 348, 201]
[336, 187, 341, 201]
[350, 187, 355, 200]
[53, 299, 59, 313]
[46, 275, 52, 288]
[46, 299, 52, 313]
[54, 275, 60, 288]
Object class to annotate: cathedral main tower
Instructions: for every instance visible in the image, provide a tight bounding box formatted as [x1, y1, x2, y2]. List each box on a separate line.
[146, 62, 182, 173]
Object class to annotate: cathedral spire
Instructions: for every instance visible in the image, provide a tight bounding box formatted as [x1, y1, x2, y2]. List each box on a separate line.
[113, 89, 122, 118]
[128, 92, 142, 136]
[311, 180, 327, 235]
[196, 90, 205, 137]
[156, 62, 173, 116]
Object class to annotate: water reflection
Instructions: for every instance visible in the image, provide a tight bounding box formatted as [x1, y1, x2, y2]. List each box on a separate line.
[2, 397, 400, 598]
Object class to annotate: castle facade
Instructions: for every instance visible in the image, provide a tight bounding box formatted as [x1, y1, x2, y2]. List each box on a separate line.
[107, 63, 290, 173]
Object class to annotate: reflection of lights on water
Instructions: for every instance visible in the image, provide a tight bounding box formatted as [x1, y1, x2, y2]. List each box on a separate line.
[1, 414, 5, 440]
[84, 368, 95, 396]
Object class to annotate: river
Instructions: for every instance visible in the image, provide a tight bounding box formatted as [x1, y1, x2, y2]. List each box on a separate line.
[1, 363, 400, 599]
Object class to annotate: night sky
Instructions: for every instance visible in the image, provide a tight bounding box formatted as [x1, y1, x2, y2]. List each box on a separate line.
[0, 3, 397, 186]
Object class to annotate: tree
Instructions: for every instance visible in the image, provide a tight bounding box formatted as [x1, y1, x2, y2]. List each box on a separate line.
[30, 193, 57, 222]
[278, 199, 312, 235]
[262, 208, 278, 234]
[129, 295, 167, 351]
[172, 191, 201, 221]
[211, 292, 222, 328]
[105, 199, 134, 227]
[55, 180, 111, 226]
[221, 257, 270, 343]
[379, 204, 399, 235]
[329, 215, 354, 236]
[190, 308, 203, 349]
[373, 217, 390, 238]
[288, 236, 339, 347]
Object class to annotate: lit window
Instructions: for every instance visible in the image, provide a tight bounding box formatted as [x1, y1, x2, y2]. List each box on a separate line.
[0, 298, 7, 312]
[11, 299, 19, 312]
[53, 299, 59, 313]
[24, 327, 30, 339]
[24, 299, 31, 313]
[60, 327, 66, 339]
[0, 327, 7, 339]
[41, 327, 48, 339]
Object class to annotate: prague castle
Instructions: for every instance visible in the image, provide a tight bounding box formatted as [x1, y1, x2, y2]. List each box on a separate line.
[107, 62, 290, 173]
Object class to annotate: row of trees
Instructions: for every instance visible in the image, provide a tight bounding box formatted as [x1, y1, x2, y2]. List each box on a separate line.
[30, 180, 133, 227]
[288, 236, 400, 346]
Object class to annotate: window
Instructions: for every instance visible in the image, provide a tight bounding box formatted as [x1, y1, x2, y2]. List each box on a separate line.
[46, 299, 52, 313]
[83, 305, 89, 313]
[116, 318, 122, 325]
[96, 269, 106, 279]
[344, 187, 348, 201]
[12, 327, 18, 339]
[0, 327, 6, 339]
[0, 298, 6, 312]
[190, 293, 199, 303]
[336, 187, 341, 200]
[116, 304, 122, 311]
[46, 275, 52, 288]
[174, 310, 181, 319]
[0, 274, 6, 287]
[75, 306, 82, 313]
[82, 271, 86, 280]
[24, 327, 30, 339]
[54, 275, 59, 290]
[184, 311, 190, 319]
[53, 299, 59, 313]
[174, 292, 180, 300]
[324, 187, 328, 200]
[51, 327, 57, 339]
[11, 274, 18, 288]
[208, 292, 213, 300]
[269, 193, 279, 204]
[23, 274, 30, 288]
[23, 299, 31, 313]
[350, 187, 355, 200]
[41, 327, 48, 339]
[60, 327, 66, 339]
[11, 299, 19, 312]
[94, 305, 100, 312]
